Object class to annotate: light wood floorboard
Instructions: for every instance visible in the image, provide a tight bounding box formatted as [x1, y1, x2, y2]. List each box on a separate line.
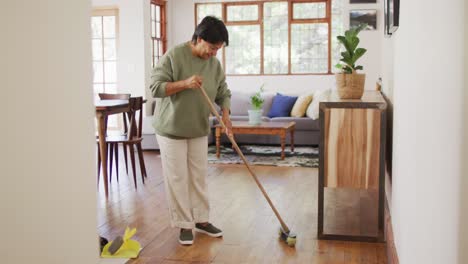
[97, 150, 386, 264]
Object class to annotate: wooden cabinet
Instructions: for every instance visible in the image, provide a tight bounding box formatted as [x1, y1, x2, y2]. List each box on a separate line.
[318, 91, 387, 242]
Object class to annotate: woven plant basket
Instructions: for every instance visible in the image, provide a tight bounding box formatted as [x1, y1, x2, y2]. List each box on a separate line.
[335, 73, 366, 99]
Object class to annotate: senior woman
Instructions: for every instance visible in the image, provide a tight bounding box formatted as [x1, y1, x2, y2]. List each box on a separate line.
[149, 16, 232, 246]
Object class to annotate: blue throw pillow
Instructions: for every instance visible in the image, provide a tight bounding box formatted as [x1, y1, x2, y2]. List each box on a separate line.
[267, 93, 298, 118]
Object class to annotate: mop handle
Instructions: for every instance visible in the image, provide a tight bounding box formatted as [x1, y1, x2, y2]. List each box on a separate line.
[199, 86, 290, 233]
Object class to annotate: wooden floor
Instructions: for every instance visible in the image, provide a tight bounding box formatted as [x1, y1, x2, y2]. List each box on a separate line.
[97, 150, 386, 264]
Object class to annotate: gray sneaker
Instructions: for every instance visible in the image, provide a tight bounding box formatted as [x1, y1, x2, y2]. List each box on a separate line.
[195, 223, 223, 237]
[179, 229, 193, 245]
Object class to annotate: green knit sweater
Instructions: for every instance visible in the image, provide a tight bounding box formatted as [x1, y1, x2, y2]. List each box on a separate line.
[149, 42, 231, 139]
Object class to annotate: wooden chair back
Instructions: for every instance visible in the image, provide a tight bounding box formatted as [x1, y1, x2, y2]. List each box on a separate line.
[127, 97, 144, 140]
[98, 93, 131, 100]
[98, 93, 131, 132]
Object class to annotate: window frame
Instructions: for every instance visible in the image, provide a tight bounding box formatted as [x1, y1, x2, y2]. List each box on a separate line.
[195, 0, 334, 76]
[151, 0, 167, 67]
[91, 8, 119, 94]
[91, 8, 121, 130]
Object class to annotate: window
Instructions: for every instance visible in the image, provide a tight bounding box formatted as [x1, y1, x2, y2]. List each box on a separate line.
[195, 0, 343, 75]
[91, 9, 118, 97]
[91, 9, 119, 129]
[151, 0, 167, 67]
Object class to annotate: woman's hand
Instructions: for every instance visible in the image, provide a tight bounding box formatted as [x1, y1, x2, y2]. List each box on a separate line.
[222, 109, 232, 137]
[184, 75, 203, 89]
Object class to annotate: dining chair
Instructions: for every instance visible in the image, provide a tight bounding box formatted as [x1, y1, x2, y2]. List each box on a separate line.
[96, 93, 131, 184]
[105, 96, 147, 189]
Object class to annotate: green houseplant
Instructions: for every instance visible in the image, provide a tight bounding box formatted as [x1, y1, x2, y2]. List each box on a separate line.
[248, 84, 265, 125]
[335, 24, 367, 99]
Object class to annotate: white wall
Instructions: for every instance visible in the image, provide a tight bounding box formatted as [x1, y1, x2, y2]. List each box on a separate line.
[460, 1, 468, 262]
[381, 5, 395, 211]
[390, 0, 465, 263]
[1, 1, 99, 263]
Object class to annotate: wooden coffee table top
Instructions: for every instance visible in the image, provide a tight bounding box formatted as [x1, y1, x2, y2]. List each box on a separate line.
[216, 121, 295, 130]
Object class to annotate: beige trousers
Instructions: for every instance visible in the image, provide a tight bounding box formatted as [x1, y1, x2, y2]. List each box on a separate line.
[156, 135, 210, 229]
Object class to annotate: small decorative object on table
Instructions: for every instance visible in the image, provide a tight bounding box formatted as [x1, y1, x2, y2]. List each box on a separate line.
[248, 84, 265, 125]
[335, 24, 367, 99]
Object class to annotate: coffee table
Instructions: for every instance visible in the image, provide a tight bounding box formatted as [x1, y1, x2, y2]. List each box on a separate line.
[215, 121, 295, 160]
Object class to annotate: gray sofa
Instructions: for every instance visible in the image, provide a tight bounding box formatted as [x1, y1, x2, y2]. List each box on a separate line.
[213, 91, 319, 146]
[144, 90, 320, 149]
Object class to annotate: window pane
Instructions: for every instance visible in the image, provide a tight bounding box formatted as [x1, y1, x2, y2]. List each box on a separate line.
[291, 23, 328, 73]
[263, 2, 288, 74]
[105, 83, 117, 93]
[158, 40, 163, 56]
[93, 84, 104, 96]
[93, 62, 104, 83]
[332, 0, 344, 73]
[104, 61, 117, 83]
[197, 4, 222, 24]
[151, 21, 155, 38]
[226, 25, 260, 74]
[156, 22, 161, 38]
[153, 40, 158, 58]
[103, 39, 116, 60]
[91, 17, 102, 38]
[216, 47, 223, 65]
[103, 16, 116, 38]
[156, 6, 161, 21]
[151, 4, 155, 20]
[92, 39, 103, 60]
[293, 2, 327, 19]
[227, 5, 258, 22]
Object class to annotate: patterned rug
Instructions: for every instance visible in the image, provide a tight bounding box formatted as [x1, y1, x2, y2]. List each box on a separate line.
[207, 144, 319, 168]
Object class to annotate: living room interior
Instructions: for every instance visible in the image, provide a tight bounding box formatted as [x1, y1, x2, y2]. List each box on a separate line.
[3, 0, 468, 264]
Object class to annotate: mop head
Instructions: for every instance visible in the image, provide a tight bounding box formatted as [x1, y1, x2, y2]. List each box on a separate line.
[279, 227, 297, 247]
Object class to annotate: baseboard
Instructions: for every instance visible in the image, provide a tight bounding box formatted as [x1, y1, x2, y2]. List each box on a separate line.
[385, 197, 399, 264]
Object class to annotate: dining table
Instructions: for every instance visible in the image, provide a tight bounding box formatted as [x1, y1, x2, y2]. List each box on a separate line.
[95, 99, 130, 198]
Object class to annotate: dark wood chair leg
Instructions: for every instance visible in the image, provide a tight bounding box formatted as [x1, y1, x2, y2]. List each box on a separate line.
[123, 143, 129, 175]
[109, 143, 114, 183]
[136, 143, 147, 182]
[128, 144, 137, 189]
[114, 143, 119, 182]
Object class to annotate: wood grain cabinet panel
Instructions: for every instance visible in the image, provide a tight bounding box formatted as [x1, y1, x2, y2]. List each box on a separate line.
[318, 91, 387, 242]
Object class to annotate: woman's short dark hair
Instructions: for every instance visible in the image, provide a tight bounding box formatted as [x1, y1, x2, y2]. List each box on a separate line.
[191, 16, 229, 46]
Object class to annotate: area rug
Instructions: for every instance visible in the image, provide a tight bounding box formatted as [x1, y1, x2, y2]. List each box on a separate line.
[207, 144, 319, 168]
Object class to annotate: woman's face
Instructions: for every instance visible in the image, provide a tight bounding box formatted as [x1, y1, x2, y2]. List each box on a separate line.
[195, 38, 223, 60]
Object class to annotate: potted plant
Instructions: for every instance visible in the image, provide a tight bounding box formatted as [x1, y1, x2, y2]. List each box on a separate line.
[248, 84, 265, 125]
[335, 23, 367, 99]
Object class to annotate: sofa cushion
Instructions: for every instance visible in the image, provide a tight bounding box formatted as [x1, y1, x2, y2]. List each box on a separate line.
[229, 91, 276, 116]
[230, 92, 252, 115]
[210, 115, 270, 126]
[267, 93, 298, 118]
[306, 89, 330, 120]
[291, 94, 313, 117]
[260, 92, 275, 115]
[270, 117, 319, 130]
[229, 116, 271, 122]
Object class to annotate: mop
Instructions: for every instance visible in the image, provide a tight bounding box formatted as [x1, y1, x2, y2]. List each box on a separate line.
[199, 87, 297, 247]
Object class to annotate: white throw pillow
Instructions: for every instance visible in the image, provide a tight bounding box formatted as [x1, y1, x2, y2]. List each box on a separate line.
[306, 89, 330, 120]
